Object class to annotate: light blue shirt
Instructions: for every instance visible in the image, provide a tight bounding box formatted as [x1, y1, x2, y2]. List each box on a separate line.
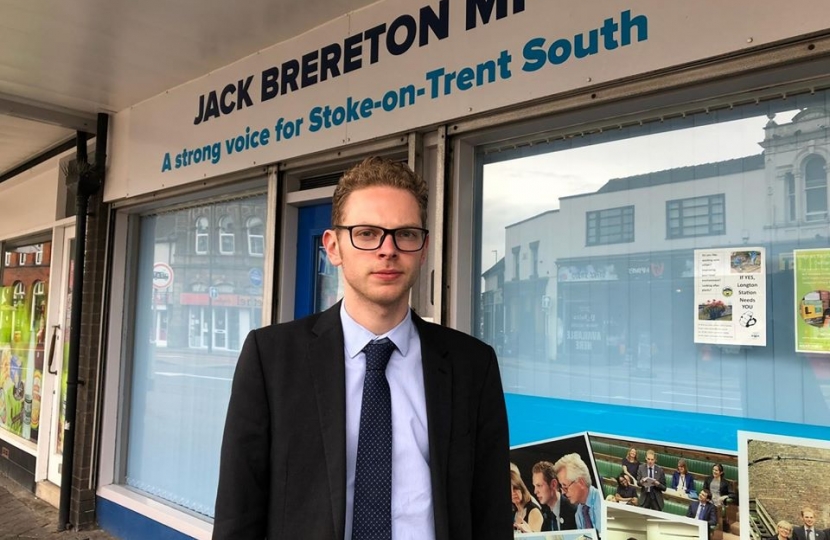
[341, 304, 434, 540]
[575, 485, 602, 530]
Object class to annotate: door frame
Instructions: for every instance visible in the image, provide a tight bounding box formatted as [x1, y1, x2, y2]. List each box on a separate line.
[32, 223, 75, 485]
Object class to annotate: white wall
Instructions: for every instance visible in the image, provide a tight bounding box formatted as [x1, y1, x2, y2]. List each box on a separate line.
[0, 159, 62, 240]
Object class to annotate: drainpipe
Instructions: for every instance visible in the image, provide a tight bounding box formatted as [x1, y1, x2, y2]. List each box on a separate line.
[58, 112, 108, 531]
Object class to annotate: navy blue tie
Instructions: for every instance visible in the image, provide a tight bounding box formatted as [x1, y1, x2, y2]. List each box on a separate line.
[352, 338, 396, 540]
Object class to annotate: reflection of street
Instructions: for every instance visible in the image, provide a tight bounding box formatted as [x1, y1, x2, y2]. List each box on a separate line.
[127, 349, 237, 517]
[153, 349, 236, 382]
[498, 354, 745, 416]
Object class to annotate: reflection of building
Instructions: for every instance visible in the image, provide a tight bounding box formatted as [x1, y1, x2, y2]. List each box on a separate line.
[151, 202, 265, 353]
[480, 257, 504, 352]
[488, 108, 830, 367]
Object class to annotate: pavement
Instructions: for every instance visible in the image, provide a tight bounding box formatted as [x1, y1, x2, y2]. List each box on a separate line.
[0, 474, 115, 540]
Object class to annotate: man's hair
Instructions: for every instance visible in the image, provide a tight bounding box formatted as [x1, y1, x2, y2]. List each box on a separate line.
[331, 156, 428, 227]
[553, 453, 592, 487]
[532, 461, 557, 485]
[700, 488, 711, 499]
[801, 507, 816, 516]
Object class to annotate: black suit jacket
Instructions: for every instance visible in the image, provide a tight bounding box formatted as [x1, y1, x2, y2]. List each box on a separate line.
[540, 497, 577, 531]
[686, 501, 718, 528]
[212, 303, 511, 539]
[793, 526, 829, 540]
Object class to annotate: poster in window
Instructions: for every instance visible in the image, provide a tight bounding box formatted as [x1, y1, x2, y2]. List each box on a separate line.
[693, 247, 766, 346]
[794, 249, 830, 354]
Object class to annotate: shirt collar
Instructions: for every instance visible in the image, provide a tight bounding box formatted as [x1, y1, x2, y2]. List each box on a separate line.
[340, 302, 413, 358]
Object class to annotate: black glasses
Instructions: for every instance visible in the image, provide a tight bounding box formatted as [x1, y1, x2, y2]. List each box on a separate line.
[335, 225, 428, 252]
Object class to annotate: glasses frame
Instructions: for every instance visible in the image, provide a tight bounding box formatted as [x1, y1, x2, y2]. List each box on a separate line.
[334, 224, 429, 252]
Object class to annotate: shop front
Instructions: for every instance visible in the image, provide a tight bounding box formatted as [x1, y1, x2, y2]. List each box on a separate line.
[33, 1, 828, 538]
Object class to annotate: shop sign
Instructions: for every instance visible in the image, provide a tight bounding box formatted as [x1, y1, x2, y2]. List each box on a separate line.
[558, 264, 618, 282]
[180, 292, 263, 308]
[117, 0, 830, 200]
[249, 268, 264, 287]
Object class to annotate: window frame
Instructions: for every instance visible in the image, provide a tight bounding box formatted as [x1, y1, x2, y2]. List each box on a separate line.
[586, 205, 635, 246]
[12, 281, 25, 306]
[246, 217, 265, 256]
[804, 155, 828, 222]
[218, 215, 235, 255]
[195, 216, 210, 255]
[666, 194, 726, 239]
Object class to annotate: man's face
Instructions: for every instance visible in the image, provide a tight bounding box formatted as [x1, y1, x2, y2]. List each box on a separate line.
[532, 472, 557, 507]
[803, 511, 816, 527]
[557, 471, 588, 505]
[698, 491, 709, 504]
[646, 455, 655, 466]
[324, 186, 427, 315]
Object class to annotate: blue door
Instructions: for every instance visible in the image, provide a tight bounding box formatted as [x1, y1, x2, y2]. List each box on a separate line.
[295, 203, 341, 319]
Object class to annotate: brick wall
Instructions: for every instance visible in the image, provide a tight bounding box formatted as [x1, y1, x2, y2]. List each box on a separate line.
[68, 190, 110, 530]
[748, 440, 830, 530]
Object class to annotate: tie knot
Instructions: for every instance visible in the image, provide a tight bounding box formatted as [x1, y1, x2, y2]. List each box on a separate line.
[363, 338, 396, 371]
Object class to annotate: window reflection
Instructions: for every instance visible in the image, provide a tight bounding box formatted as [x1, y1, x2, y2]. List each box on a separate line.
[477, 93, 830, 426]
[127, 195, 266, 517]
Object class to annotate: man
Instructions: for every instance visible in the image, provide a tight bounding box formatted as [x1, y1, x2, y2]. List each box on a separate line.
[531, 461, 577, 531]
[793, 507, 827, 540]
[636, 449, 667, 511]
[553, 453, 602, 531]
[213, 157, 511, 540]
[686, 489, 718, 531]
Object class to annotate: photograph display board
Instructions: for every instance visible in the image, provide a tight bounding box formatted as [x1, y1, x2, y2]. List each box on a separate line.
[510, 432, 739, 539]
[739, 431, 830, 540]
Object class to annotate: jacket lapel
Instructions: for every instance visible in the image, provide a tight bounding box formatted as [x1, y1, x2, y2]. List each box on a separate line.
[413, 313, 452, 540]
[309, 302, 347, 540]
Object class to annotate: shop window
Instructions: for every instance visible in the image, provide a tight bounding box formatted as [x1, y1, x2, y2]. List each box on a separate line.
[124, 195, 266, 517]
[666, 194, 725, 239]
[474, 88, 830, 430]
[34, 244, 43, 265]
[188, 307, 208, 349]
[586, 206, 634, 246]
[219, 215, 235, 254]
[530, 241, 540, 278]
[194, 217, 209, 254]
[785, 172, 796, 222]
[804, 155, 828, 222]
[1, 242, 52, 444]
[246, 217, 264, 256]
[512, 246, 520, 280]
